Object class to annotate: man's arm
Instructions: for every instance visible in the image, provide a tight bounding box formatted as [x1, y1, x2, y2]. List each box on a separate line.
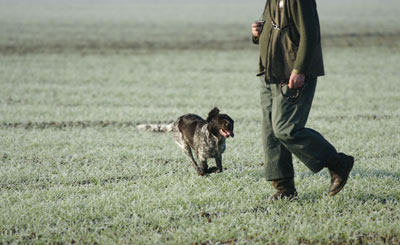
[288, 0, 320, 89]
[290, 0, 320, 75]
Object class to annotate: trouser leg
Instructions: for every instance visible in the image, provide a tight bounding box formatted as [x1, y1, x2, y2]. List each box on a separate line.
[260, 77, 338, 180]
[271, 77, 338, 173]
[260, 79, 294, 180]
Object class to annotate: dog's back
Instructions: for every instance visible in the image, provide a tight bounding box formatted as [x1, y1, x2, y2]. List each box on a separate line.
[174, 114, 206, 149]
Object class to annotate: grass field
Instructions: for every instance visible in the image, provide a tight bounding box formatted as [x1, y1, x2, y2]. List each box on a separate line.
[1, 0, 400, 244]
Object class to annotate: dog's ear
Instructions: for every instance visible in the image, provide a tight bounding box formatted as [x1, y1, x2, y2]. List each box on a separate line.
[207, 107, 220, 122]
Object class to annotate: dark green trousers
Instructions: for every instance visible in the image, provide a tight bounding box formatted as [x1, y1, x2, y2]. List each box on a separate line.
[260, 77, 337, 180]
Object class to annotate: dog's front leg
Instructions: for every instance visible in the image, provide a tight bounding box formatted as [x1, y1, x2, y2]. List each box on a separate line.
[215, 154, 223, 173]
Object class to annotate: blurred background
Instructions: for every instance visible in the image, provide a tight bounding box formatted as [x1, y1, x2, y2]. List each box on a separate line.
[0, 0, 399, 122]
[1, 0, 399, 54]
[1, 0, 399, 124]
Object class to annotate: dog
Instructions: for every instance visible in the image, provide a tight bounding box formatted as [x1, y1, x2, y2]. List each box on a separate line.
[137, 107, 234, 176]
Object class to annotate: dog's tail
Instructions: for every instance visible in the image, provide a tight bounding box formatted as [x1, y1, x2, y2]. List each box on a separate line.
[136, 123, 173, 133]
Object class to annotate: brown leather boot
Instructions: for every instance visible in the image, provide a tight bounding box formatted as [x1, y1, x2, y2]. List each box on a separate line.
[328, 153, 354, 196]
[271, 177, 298, 200]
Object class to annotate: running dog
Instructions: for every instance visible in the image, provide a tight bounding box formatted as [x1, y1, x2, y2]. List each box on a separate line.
[137, 107, 234, 176]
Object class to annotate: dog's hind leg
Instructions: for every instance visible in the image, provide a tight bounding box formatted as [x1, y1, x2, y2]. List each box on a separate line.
[173, 128, 202, 175]
[181, 144, 202, 175]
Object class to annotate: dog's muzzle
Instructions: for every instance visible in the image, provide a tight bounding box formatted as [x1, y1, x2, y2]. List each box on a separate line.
[219, 129, 234, 138]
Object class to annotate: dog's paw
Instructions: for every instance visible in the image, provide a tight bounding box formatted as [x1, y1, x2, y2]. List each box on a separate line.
[197, 169, 207, 176]
[206, 167, 219, 174]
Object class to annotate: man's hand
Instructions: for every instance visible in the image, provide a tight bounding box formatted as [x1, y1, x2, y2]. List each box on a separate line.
[252, 23, 260, 37]
[288, 72, 305, 89]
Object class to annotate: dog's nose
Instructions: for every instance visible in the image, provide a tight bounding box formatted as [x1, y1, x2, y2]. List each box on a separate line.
[230, 132, 234, 138]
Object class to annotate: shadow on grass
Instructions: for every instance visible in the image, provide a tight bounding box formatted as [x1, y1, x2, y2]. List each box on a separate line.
[297, 166, 400, 181]
[285, 167, 400, 204]
[298, 191, 399, 204]
[351, 167, 400, 180]
[353, 193, 399, 204]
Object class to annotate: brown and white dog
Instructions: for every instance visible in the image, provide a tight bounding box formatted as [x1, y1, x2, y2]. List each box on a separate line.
[137, 107, 234, 175]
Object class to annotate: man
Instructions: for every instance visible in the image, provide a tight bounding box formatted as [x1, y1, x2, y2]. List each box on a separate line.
[252, 0, 354, 199]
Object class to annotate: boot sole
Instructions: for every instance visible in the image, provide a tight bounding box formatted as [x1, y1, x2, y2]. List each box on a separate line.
[329, 156, 354, 196]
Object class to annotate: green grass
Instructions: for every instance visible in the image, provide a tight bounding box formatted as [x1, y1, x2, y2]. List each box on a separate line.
[1, 0, 400, 244]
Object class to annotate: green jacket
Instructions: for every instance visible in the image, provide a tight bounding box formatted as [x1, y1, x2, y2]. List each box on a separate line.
[253, 0, 324, 83]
